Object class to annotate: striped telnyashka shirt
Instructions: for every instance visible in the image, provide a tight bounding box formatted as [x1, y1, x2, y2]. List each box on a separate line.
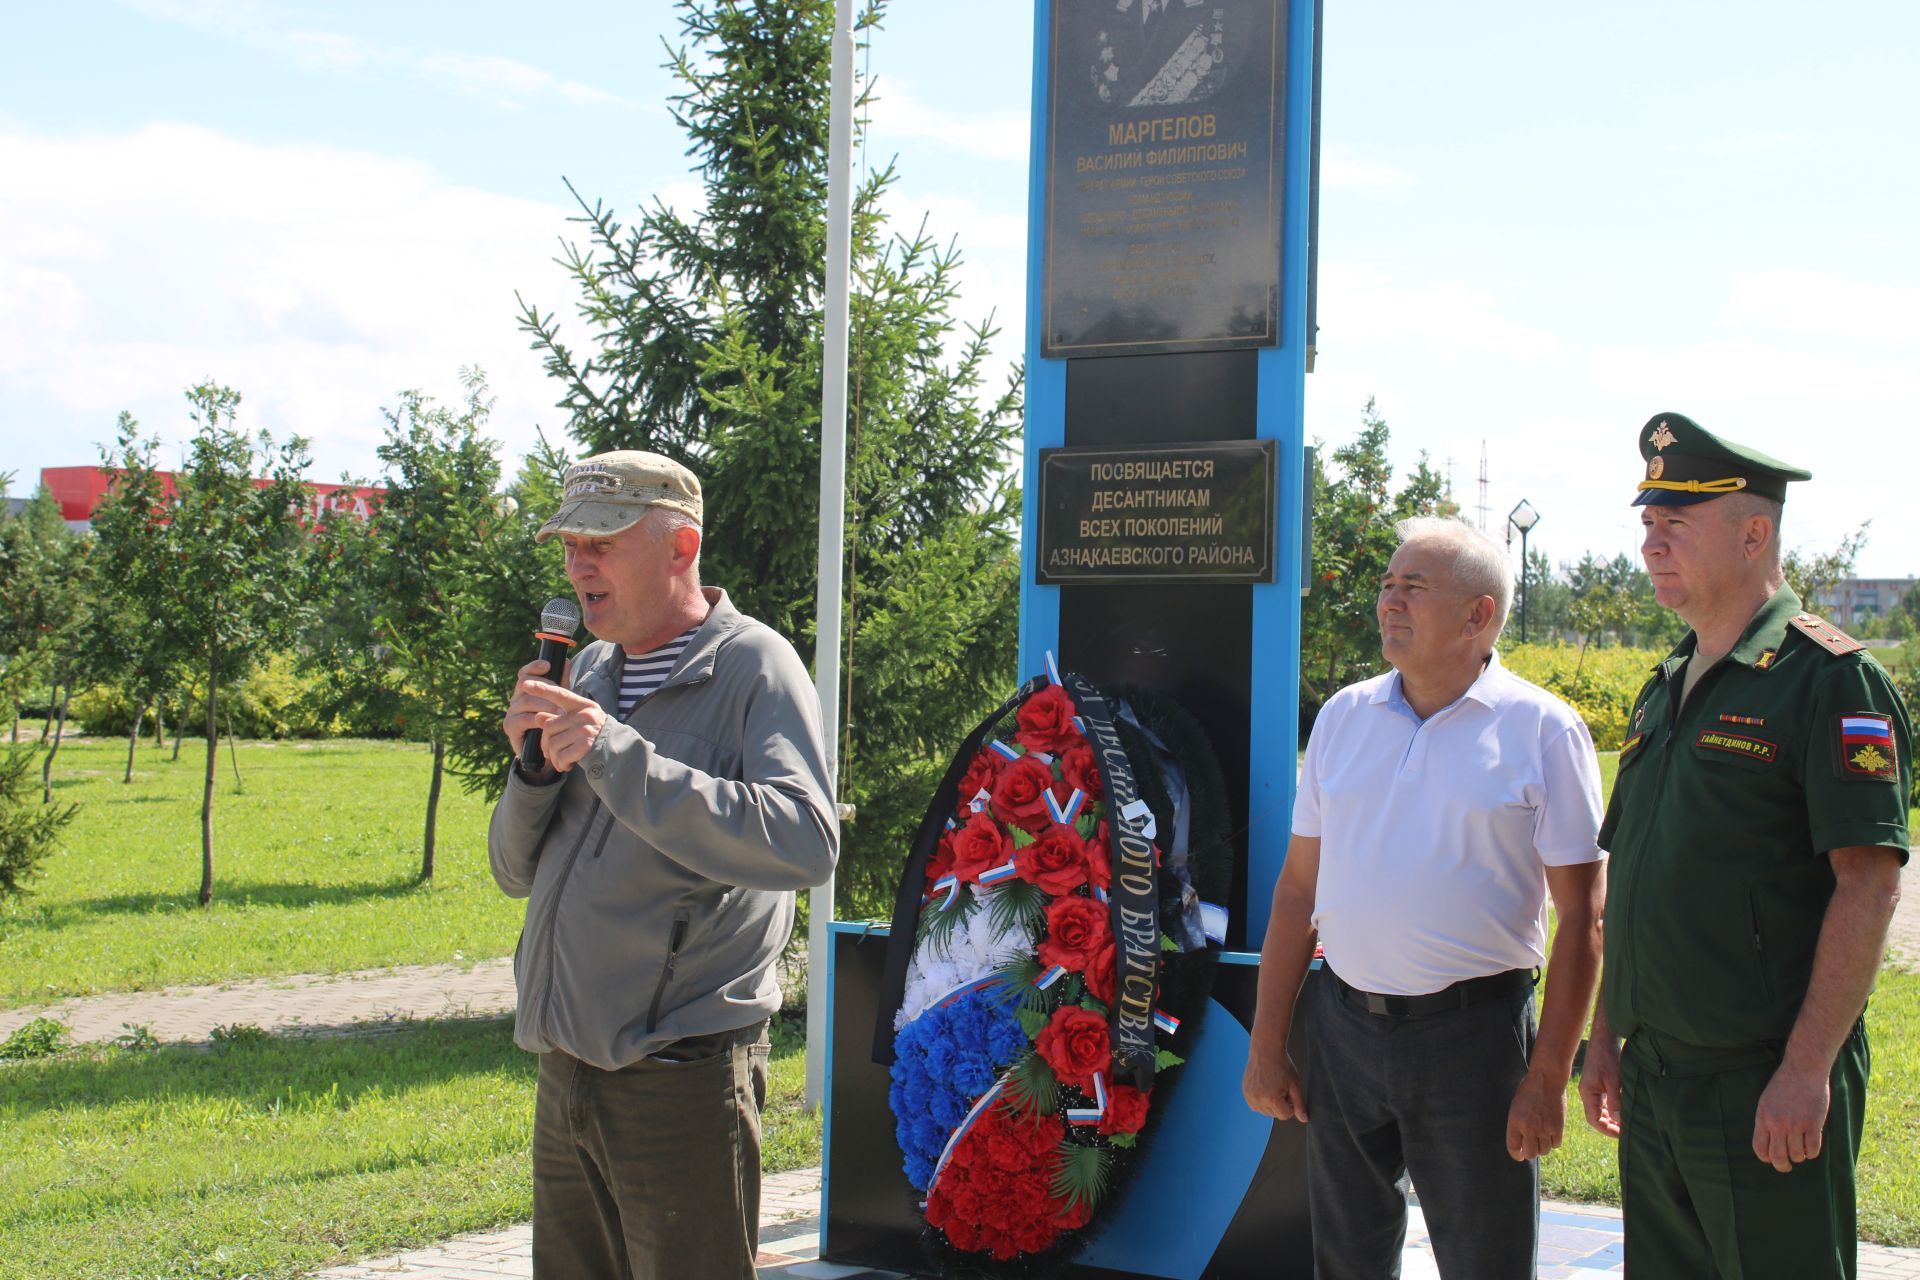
[615, 626, 700, 719]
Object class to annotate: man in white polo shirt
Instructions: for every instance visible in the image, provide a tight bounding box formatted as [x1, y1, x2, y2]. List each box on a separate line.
[1243, 515, 1606, 1279]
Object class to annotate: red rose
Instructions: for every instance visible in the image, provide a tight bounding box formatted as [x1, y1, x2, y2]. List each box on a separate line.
[990, 755, 1057, 833]
[1015, 683, 1082, 754]
[925, 829, 957, 885]
[1014, 824, 1089, 896]
[1085, 821, 1112, 892]
[1083, 940, 1117, 1005]
[1099, 1083, 1151, 1136]
[948, 812, 1012, 884]
[957, 747, 1007, 812]
[1037, 894, 1113, 974]
[1034, 1005, 1110, 1091]
[1060, 744, 1104, 800]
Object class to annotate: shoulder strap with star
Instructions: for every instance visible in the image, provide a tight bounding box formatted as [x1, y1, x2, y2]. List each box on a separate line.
[1789, 611, 1865, 657]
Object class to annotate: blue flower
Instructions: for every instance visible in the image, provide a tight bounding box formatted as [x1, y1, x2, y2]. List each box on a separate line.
[890, 989, 1031, 1191]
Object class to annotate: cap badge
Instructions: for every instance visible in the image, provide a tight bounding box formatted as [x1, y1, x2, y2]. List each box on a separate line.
[562, 467, 625, 499]
[1648, 422, 1678, 451]
[1647, 456, 1665, 480]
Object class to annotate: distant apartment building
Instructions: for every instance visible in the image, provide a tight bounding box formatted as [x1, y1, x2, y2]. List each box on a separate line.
[1812, 577, 1919, 624]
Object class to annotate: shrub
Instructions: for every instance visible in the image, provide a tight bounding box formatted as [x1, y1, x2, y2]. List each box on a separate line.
[0, 1017, 71, 1060]
[1503, 642, 1662, 752]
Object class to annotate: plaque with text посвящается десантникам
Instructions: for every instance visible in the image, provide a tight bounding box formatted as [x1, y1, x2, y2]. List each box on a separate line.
[1036, 440, 1276, 585]
[1043, 0, 1284, 358]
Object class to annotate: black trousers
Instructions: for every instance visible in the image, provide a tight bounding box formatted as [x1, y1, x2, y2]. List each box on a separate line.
[1302, 968, 1539, 1280]
[531, 1022, 770, 1280]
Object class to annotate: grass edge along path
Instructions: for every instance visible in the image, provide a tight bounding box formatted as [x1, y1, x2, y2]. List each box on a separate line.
[0, 738, 519, 1008]
[0, 1013, 820, 1280]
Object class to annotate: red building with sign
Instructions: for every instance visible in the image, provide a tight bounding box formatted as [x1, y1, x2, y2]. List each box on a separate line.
[37, 466, 384, 531]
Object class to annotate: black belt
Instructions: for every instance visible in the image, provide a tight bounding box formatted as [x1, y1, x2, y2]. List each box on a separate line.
[1327, 966, 1535, 1019]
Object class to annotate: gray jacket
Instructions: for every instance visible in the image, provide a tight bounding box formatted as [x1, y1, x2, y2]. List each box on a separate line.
[488, 587, 839, 1069]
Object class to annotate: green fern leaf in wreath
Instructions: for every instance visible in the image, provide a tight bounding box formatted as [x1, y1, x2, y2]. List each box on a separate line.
[1050, 1141, 1112, 1214]
[1160, 932, 1180, 953]
[1074, 811, 1099, 839]
[988, 954, 1045, 1008]
[1108, 1131, 1138, 1149]
[916, 883, 977, 956]
[1004, 1049, 1060, 1118]
[986, 878, 1048, 941]
[1154, 1048, 1186, 1072]
[1010, 825, 1038, 849]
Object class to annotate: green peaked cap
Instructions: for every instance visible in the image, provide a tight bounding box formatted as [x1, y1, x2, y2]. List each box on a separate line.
[1633, 412, 1813, 507]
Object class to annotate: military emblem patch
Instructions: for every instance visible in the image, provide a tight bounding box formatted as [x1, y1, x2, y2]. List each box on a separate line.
[1647, 456, 1665, 480]
[1839, 713, 1898, 779]
[1648, 421, 1678, 451]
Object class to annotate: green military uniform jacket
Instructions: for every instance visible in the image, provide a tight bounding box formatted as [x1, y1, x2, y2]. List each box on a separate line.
[1600, 585, 1912, 1049]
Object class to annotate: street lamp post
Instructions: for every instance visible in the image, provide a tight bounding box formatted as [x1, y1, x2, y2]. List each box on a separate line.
[1508, 499, 1541, 642]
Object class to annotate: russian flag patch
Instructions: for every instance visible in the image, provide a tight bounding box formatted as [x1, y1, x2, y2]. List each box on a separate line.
[1839, 713, 1898, 779]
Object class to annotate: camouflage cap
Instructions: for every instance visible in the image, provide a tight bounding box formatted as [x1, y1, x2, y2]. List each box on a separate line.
[535, 450, 703, 544]
[1633, 412, 1812, 507]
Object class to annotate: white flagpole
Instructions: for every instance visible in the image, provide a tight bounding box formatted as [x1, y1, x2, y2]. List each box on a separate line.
[807, 0, 856, 1113]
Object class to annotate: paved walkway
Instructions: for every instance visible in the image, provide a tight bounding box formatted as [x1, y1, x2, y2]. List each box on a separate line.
[300, 1164, 1920, 1279]
[0, 957, 517, 1045]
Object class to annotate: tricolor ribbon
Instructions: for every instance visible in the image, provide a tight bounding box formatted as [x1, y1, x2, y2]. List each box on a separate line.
[1044, 786, 1085, 825]
[927, 1080, 1006, 1195]
[1093, 884, 1109, 904]
[987, 739, 1022, 761]
[1072, 716, 1086, 734]
[1153, 1009, 1181, 1035]
[969, 787, 992, 814]
[1092, 1070, 1109, 1112]
[930, 874, 961, 911]
[928, 972, 1007, 1011]
[1034, 965, 1067, 990]
[1045, 651, 1062, 687]
[978, 859, 1019, 886]
[1067, 1107, 1103, 1126]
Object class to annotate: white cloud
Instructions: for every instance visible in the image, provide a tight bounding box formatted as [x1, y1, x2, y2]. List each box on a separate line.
[0, 122, 587, 481]
[866, 79, 1028, 164]
[1303, 260, 1920, 577]
[115, 0, 625, 108]
[1321, 144, 1414, 190]
[1720, 269, 1920, 345]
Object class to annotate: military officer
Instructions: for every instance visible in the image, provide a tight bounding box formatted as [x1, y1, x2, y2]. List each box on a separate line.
[1578, 413, 1910, 1280]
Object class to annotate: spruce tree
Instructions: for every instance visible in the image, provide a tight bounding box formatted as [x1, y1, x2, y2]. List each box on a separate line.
[517, 0, 1021, 912]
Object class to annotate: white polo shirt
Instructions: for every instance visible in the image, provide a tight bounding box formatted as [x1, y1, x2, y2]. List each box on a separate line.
[1293, 651, 1604, 997]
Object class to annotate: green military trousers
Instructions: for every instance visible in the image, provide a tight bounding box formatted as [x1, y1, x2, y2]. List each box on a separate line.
[1619, 1025, 1868, 1280]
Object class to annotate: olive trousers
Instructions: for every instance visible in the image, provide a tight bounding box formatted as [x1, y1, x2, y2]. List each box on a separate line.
[531, 1021, 770, 1280]
[1619, 1023, 1868, 1280]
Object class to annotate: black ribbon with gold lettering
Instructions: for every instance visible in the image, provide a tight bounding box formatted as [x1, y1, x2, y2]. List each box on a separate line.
[1061, 673, 1159, 1093]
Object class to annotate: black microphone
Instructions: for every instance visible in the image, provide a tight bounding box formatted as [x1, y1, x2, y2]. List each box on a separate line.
[520, 596, 582, 773]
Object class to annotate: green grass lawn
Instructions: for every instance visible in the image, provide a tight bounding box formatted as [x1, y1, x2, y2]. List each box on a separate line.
[0, 1013, 819, 1280]
[0, 738, 522, 1007]
[1542, 967, 1920, 1246]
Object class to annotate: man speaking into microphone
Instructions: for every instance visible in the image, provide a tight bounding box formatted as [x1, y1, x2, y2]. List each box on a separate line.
[490, 450, 839, 1280]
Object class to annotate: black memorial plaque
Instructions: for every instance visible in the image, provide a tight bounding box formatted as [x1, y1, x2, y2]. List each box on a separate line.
[1043, 0, 1286, 357]
[1037, 439, 1276, 585]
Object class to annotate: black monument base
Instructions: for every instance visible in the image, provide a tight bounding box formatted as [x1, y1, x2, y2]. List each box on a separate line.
[822, 924, 1313, 1279]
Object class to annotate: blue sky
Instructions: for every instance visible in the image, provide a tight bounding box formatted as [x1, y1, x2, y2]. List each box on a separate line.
[3, 1, 1916, 577]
